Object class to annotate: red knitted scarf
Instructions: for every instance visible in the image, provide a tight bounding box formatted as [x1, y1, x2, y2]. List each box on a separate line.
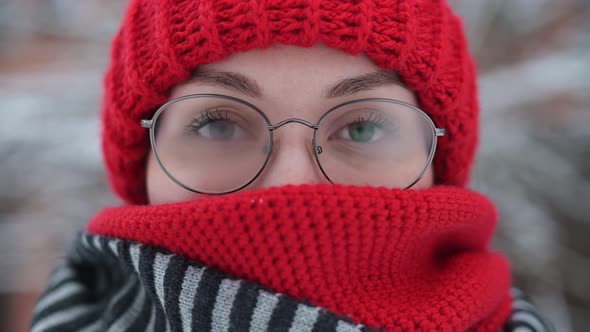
[87, 184, 512, 331]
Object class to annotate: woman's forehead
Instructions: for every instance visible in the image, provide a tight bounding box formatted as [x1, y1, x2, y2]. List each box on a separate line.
[203, 43, 377, 70]
[171, 44, 415, 106]
[193, 44, 390, 89]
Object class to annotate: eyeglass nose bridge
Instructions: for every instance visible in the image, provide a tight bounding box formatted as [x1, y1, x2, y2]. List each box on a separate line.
[269, 118, 319, 131]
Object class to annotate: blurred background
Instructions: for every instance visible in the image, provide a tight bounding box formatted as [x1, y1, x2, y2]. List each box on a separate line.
[0, 1, 588, 331]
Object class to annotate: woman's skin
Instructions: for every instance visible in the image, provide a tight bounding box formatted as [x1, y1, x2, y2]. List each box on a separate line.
[146, 44, 434, 204]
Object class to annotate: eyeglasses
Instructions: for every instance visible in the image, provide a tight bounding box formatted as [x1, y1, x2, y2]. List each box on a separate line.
[141, 94, 445, 195]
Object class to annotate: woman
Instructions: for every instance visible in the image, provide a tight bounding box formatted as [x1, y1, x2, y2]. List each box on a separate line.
[30, 0, 554, 331]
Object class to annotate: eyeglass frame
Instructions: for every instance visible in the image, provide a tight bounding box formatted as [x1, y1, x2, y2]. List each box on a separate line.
[141, 93, 446, 195]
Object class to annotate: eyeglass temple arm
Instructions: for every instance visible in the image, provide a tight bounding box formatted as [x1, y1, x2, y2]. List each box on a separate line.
[141, 120, 153, 128]
[435, 128, 445, 137]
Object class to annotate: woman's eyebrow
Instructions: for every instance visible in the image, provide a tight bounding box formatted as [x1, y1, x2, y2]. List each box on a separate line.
[188, 69, 403, 99]
[323, 70, 404, 98]
[189, 68, 263, 98]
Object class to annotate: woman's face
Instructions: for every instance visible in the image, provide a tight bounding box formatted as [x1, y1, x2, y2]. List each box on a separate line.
[147, 44, 434, 204]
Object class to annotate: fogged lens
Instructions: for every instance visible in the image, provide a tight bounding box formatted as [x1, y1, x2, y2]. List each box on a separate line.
[314, 99, 436, 189]
[151, 95, 271, 194]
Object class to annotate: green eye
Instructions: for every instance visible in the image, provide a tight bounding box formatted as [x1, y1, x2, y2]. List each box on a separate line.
[347, 122, 378, 143]
[335, 121, 384, 143]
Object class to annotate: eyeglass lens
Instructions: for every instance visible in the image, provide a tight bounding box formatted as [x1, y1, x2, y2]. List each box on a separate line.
[150, 96, 435, 194]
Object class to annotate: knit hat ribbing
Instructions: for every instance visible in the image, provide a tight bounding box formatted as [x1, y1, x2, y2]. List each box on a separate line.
[102, 0, 479, 204]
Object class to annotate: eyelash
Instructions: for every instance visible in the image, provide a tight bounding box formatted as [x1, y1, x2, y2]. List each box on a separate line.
[189, 109, 230, 130]
[347, 112, 389, 128]
[185, 109, 395, 135]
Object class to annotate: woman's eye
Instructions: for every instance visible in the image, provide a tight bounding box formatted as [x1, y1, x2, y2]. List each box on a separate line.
[337, 122, 385, 143]
[192, 120, 244, 140]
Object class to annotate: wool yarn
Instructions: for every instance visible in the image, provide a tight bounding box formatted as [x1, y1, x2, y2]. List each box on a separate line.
[102, 0, 478, 204]
[88, 184, 512, 331]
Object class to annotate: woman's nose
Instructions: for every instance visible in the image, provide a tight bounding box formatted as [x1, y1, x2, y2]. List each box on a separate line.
[254, 127, 328, 189]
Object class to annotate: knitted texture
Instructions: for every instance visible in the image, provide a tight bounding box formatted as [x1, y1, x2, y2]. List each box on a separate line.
[102, 0, 479, 204]
[31, 233, 553, 332]
[88, 184, 512, 331]
[31, 232, 382, 332]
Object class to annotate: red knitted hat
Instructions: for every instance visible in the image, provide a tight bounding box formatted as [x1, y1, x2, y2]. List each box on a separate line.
[102, 0, 479, 205]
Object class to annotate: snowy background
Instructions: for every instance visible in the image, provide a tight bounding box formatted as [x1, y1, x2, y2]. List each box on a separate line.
[0, 1, 589, 331]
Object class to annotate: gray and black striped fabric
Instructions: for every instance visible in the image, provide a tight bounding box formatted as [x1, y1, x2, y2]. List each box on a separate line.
[500, 289, 556, 332]
[30, 233, 378, 332]
[30, 233, 554, 332]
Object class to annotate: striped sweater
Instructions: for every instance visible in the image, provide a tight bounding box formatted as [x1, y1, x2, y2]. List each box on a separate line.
[30, 232, 554, 332]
